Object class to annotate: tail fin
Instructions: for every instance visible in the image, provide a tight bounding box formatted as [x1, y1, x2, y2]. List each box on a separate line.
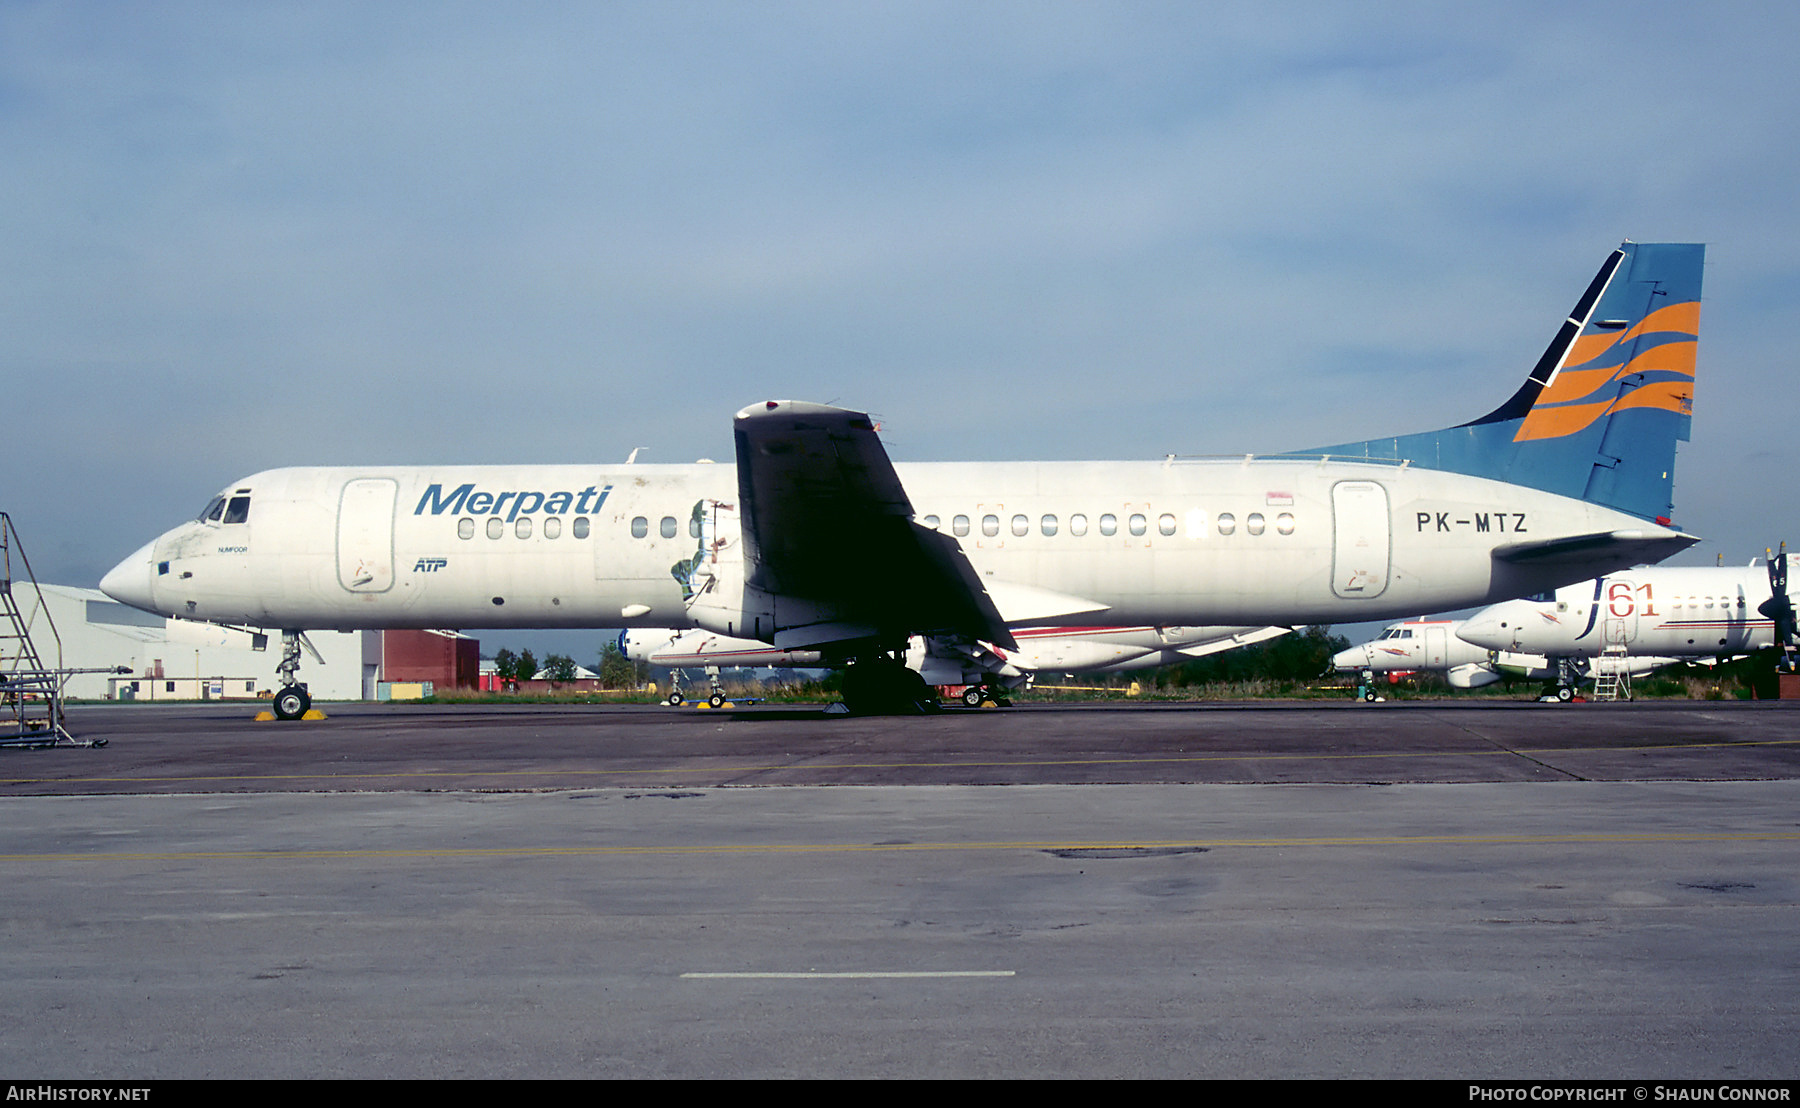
[1302, 242, 1704, 522]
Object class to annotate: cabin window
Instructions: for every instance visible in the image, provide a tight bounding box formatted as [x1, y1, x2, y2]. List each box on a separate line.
[1246, 512, 1265, 536]
[631, 516, 648, 539]
[1041, 514, 1057, 536]
[223, 496, 251, 524]
[982, 515, 999, 537]
[458, 518, 475, 540]
[953, 515, 970, 537]
[923, 515, 940, 530]
[660, 516, 677, 539]
[486, 518, 504, 540]
[573, 517, 590, 539]
[1275, 513, 1294, 535]
[1217, 513, 1237, 535]
[515, 517, 532, 539]
[1011, 514, 1029, 537]
[1128, 514, 1147, 537]
[1158, 513, 1176, 536]
[1099, 514, 1118, 536]
[1070, 514, 1088, 536]
[544, 517, 561, 539]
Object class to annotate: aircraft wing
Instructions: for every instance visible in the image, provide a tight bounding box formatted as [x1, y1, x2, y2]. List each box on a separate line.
[732, 400, 1017, 650]
[1492, 529, 1698, 569]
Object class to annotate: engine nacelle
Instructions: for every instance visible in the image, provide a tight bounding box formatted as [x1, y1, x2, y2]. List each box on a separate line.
[1445, 662, 1504, 689]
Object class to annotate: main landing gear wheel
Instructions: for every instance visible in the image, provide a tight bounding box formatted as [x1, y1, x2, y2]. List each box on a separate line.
[962, 685, 986, 707]
[273, 686, 311, 721]
[1555, 685, 1575, 702]
[667, 691, 684, 706]
[842, 660, 936, 715]
[709, 692, 726, 709]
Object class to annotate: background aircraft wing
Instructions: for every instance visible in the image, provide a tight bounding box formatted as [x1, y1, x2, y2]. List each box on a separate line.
[732, 400, 1017, 650]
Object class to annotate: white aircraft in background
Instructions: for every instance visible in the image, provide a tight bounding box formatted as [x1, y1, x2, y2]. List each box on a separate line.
[1456, 546, 1799, 698]
[101, 243, 1705, 716]
[622, 623, 1291, 706]
[1331, 616, 1680, 700]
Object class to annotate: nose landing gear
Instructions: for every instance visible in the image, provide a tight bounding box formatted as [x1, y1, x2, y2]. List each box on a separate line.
[272, 630, 322, 721]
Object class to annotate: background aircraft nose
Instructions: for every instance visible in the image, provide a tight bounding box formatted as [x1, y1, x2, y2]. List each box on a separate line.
[1455, 616, 1507, 651]
[99, 541, 158, 614]
[1330, 645, 1367, 670]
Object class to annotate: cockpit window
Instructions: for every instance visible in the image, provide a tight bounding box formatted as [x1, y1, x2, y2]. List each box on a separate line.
[200, 497, 225, 522]
[223, 496, 251, 524]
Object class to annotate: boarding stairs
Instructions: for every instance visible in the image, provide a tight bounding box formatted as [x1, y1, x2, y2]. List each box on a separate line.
[0, 511, 83, 746]
[1590, 630, 1633, 702]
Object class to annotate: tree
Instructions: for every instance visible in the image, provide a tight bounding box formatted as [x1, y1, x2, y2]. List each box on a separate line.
[492, 647, 519, 684]
[1158, 625, 1350, 687]
[597, 641, 637, 689]
[543, 654, 578, 683]
[517, 649, 538, 683]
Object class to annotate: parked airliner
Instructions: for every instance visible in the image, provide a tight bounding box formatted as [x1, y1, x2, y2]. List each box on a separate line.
[1456, 549, 1797, 697]
[101, 242, 1705, 716]
[1332, 616, 1680, 699]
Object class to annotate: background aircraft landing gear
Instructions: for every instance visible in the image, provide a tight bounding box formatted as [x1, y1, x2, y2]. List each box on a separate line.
[1542, 657, 1580, 702]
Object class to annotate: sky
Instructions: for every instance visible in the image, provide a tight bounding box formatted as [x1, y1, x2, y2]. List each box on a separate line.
[5, 1, 1797, 663]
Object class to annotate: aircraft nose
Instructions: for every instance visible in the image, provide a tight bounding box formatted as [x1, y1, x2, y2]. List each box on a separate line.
[1330, 645, 1367, 671]
[1456, 615, 1507, 651]
[99, 541, 159, 614]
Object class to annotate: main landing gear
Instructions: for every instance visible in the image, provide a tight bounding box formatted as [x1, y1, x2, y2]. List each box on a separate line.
[272, 630, 318, 721]
[841, 655, 938, 715]
[1541, 657, 1580, 703]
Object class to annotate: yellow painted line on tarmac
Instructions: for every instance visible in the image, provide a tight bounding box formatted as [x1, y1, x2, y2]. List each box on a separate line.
[2, 736, 1798, 788]
[2, 830, 1797, 865]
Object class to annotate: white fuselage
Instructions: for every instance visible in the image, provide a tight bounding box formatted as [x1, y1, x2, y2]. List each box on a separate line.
[1333, 620, 1501, 676]
[1457, 565, 1787, 659]
[101, 458, 1681, 635]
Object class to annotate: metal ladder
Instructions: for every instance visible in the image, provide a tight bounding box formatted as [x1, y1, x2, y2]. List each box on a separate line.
[1591, 645, 1632, 702]
[0, 511, 78, 746]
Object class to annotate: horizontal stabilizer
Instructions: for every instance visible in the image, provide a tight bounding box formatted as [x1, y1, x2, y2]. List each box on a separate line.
[1174, 626, 1292, 659]
[1492, 529, 1697, 568]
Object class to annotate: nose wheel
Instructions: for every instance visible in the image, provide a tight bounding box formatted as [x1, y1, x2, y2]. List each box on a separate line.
[274, 685, 312, 720]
